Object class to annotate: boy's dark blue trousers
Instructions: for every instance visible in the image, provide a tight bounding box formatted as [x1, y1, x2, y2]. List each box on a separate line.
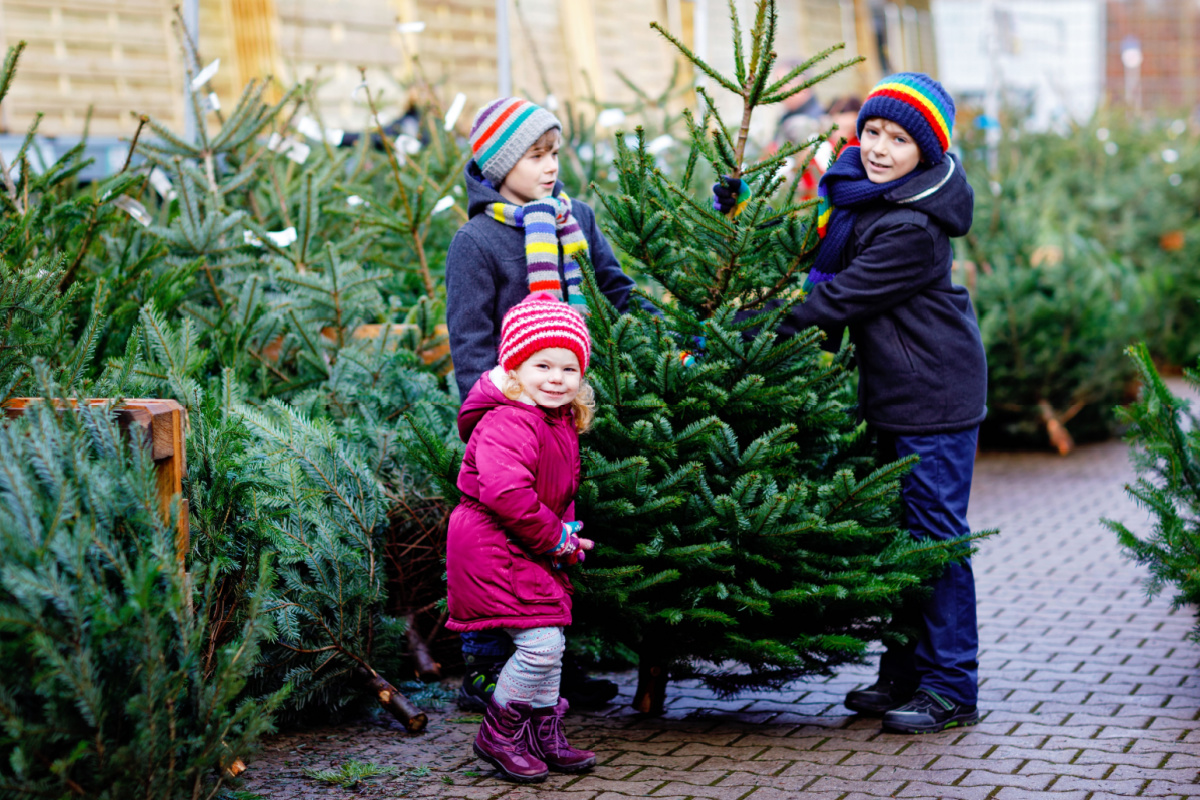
[877, 426, 980, 707]
[461, 630, 511, 661]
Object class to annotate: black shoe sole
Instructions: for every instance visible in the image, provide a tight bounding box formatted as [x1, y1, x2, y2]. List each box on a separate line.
[456, 687, 489, 713]
[881, 711, 980, 734]
[472, 742, 548, 783]
[546, 759, 596, 774]
[844, 697, 902, 717]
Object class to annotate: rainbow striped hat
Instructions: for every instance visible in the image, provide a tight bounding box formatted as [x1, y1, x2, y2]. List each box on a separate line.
[857, 73, 955, 165]
[469, 97, 562, 184]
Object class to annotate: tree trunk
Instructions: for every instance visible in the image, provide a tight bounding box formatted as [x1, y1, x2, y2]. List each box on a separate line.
[632, 657, 669, 714]
[404, 612, 442, 681]
[358, 668, 428, 732]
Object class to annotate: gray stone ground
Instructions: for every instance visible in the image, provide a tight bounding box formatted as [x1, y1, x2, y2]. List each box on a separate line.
[242, 392, 1200, 799]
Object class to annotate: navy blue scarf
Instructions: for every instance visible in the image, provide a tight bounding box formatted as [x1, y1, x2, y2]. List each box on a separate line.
[805, 147, 925, 292]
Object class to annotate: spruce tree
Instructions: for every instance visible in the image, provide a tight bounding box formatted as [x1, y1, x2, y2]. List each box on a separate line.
[572, 0, 984, 712]
[1103, 344, 1200, 641]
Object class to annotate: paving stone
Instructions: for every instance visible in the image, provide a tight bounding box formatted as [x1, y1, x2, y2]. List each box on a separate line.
[894, 782, 994, 800]
[956, 769, 1055, 790]
[241, 437, 1200, 800]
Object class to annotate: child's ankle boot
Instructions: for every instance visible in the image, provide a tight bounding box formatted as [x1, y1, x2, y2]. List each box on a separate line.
[473, 697, 548, 783]
[530, 698, 596, 772]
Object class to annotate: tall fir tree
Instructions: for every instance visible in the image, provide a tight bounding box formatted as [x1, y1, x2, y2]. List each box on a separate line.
[572, 0, 986, 712]
[1103, 344, 1200, 641]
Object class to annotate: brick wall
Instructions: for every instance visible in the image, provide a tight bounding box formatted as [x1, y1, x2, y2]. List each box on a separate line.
[1106, 0, 1200, 112]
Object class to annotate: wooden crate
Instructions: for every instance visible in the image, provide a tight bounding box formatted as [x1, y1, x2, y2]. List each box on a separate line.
[2, 398, 189, 564]
[0, 0, 183, 136]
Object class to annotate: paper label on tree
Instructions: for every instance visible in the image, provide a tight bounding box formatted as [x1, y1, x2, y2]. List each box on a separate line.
[266, 227, 297, 247]
[190, 59, 220, 91]
[396, 134, 422, 155]
[444, 93, 466, 131]
[285, 141, 310, 164]
[346, 195, 367, 207]
[206, 92, 221, 112]
[243, 230, 263, 247]
[114, 195, 151, 227]
[432, 196, 455, 215]
[295, 117, 344, 146]
[396, 21, 426, 33]
[149, 168, 176, 201]
[267, 133, 310, 164]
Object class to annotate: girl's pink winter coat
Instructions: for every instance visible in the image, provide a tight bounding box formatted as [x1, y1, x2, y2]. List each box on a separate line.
[445, 372, 579, 632]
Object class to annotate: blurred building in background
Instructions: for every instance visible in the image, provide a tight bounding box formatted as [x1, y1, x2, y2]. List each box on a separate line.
[932, 0, 1107, 130]
[0, 0, 943, 140]
[1105, 0, 1200, 114]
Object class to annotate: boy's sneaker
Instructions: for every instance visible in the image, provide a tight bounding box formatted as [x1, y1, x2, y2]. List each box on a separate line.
[881, 688, 979, 734]
[458, 662, 502, 712]
[844, 678, 917, 716]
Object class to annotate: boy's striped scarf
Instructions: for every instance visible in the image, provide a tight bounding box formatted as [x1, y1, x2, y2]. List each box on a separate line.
[488, 193, 589, 312]
[805, 146, 922, 294]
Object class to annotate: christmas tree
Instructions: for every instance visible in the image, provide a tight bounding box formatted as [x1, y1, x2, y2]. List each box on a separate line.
[1104, 344, 1200, 641]
[572, 0, 986, 712]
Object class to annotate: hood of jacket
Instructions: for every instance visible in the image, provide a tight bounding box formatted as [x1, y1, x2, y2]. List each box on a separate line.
[457, 370, 572, 442]
[465, 160, 566, 219]
[882, 153, 973, 237]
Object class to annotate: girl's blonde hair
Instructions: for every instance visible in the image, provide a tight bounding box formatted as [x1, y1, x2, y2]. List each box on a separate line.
[502, 371, 595, 433]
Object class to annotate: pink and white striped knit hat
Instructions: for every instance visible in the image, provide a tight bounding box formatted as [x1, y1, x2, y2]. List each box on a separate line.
[499, 293, 591, 374]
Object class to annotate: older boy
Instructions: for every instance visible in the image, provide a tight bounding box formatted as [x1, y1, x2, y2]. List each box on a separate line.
[734, 73, 986, 733]
[446, 97, 637, 712]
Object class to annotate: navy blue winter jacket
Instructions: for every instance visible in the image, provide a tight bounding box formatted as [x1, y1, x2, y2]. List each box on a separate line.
[782, 153, 987, 434]
[445, 162, 636, 400]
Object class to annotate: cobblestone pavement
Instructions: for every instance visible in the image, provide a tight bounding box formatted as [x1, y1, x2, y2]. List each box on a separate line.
[243, 417, 1200, 798]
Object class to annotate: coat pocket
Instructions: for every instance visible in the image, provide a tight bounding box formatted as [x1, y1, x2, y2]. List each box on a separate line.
[505, 539, 563, 603]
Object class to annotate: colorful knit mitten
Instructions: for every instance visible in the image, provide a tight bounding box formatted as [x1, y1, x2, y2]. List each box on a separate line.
[548, 521, 586, 567]
[712, 176, 751, 217]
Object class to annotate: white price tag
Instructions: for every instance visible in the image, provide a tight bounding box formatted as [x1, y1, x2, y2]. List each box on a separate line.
[114, 195, 151, 227]
[149, 167, 176, 201]
[432, 196, 455, 215]
[266, 227, 297, 247]
[190, 58, 220, 91]
[444, 92, 466, 131]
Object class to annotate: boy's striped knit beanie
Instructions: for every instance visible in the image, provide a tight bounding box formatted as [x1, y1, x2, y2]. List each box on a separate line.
[857, 73, 955, 165]
[499, 292, 591, 374]
[469, 97, 562, 184]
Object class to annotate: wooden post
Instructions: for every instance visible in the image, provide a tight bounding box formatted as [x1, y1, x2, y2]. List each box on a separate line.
[2, 399, 190, 564]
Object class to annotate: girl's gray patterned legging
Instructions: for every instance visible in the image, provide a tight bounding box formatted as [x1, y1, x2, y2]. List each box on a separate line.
[491, 626, 565, 709]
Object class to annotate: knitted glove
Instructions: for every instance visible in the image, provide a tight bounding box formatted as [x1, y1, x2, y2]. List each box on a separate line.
[712, 176, 751, 217]
[547, 520, 584, 558]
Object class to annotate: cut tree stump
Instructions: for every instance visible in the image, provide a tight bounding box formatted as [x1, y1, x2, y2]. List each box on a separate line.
[2, 398, 189, 563]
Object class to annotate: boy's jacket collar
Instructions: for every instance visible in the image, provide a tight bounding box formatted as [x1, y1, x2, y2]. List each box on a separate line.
[465, 160, 566, 219]
[880, 153, 973, 238]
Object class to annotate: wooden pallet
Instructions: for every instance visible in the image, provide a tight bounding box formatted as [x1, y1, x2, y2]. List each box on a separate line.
[2, 398, 189, 564]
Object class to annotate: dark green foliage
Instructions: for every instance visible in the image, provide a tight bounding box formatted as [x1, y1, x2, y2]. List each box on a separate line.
[1104, 344, 1200, 641]
[959, 121, 1144, 450]
[0, 35, 461, 738]
[572, 0, 984, 697]
[0, 374, 282, 799]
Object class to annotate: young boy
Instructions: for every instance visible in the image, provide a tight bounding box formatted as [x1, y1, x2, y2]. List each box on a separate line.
[445, 97, 637, 712]
[726, 73, 987, 734]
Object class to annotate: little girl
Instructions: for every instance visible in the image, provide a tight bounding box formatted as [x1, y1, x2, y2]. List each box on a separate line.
[446, 293, 598, 784]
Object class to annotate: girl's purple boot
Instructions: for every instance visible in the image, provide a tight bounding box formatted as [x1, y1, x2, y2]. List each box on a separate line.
[474, 698, 549, 783]
[530, 698, 596, 772]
